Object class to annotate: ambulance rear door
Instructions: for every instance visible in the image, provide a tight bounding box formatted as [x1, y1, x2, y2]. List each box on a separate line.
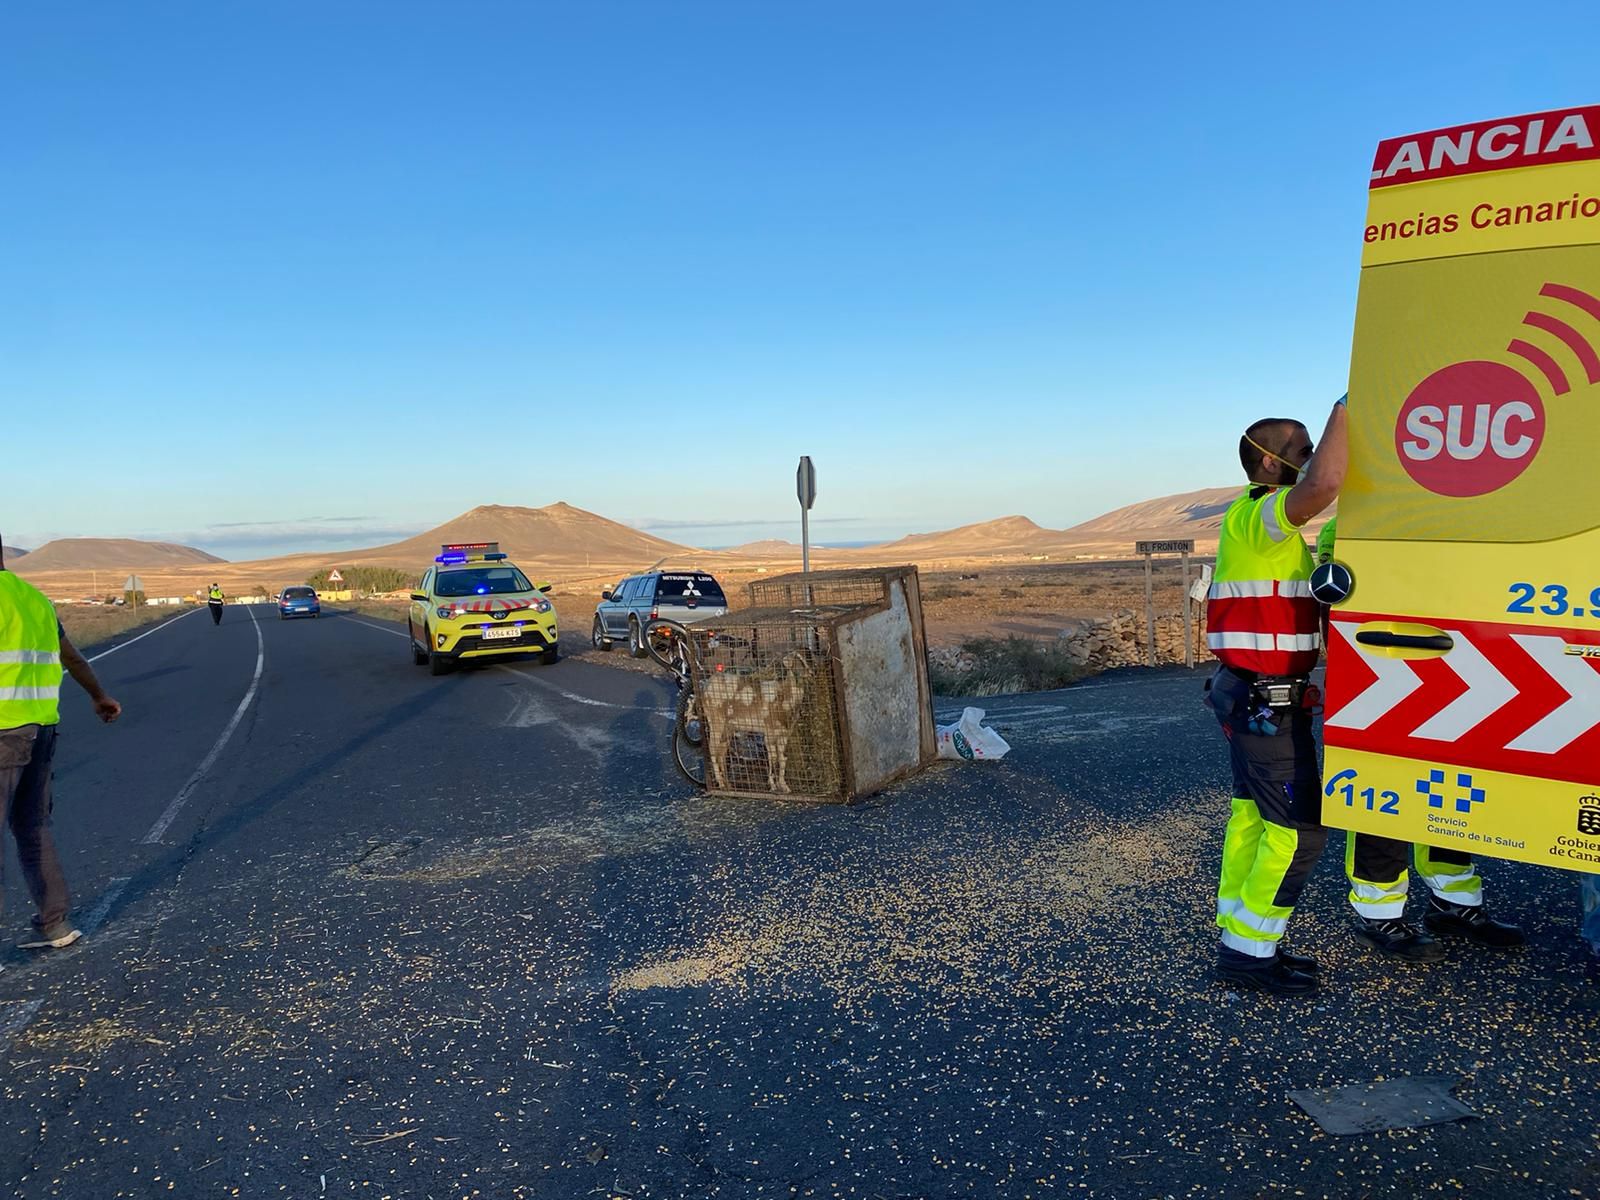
[1322, 105, 1600, 874]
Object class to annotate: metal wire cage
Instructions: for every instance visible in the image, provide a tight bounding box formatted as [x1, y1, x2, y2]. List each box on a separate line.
[687, 566, 935, 803]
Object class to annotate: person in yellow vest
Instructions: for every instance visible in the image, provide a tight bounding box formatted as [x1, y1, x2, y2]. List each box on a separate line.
[0, 542, 121, 960]
[1315, 518, 1523, 952]
[1203, 395, 1347, 995]
[207, 583, 224, 625]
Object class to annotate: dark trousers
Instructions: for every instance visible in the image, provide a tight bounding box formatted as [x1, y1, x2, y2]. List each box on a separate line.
[1207, 667, 1329, 956]
[209, 601, 223, 624]
[1348, 833, 1480, 915]
[1351, 835, 1471, 882]
[0, 724, 70, 932]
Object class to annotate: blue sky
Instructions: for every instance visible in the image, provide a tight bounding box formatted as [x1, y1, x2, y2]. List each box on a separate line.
[3, 3, 1593, 559]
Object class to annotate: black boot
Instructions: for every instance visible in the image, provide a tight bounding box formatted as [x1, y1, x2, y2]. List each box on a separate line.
[1423, 897, 1526, 949]
[1217, 948, 1318, 995]
[1278, 946, 1320, 974]
[1353, 917, 1446, 962]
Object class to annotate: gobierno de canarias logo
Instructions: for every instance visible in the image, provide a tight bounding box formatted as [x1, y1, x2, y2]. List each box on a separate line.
[1396, 282, 1600, 497]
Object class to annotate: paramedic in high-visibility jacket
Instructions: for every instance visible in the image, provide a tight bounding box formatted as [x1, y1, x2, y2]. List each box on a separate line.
[1315, 518, 1524, 955]
[1204, 395, 1347, 995]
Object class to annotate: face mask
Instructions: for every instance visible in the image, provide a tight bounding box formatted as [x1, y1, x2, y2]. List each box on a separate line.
[1243, 432, 1307, 482]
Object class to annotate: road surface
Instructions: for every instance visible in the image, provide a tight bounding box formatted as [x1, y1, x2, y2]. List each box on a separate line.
[1, 606, 1596, 1198]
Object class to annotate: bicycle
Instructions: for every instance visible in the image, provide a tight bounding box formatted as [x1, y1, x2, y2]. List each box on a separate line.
[642, 618, 707, 788]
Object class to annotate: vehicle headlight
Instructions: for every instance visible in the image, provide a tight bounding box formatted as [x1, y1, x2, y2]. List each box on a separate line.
[436, 606, 455, 620]
[532, 598, 552, 613]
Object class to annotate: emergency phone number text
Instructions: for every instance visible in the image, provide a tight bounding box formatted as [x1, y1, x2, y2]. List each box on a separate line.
[1507, 582, 1600, 619]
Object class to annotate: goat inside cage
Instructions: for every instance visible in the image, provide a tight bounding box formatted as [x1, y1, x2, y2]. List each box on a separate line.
[686, 567, 935, 803]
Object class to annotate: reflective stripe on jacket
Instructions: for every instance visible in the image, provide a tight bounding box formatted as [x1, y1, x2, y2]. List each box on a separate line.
[0, 572, 63, 727]
[1206, 487, 1320, 677]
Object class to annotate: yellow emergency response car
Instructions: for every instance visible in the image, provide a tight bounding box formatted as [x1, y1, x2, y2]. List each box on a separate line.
[407, 543, 559, 674]
[1320, 104, 1600, 873]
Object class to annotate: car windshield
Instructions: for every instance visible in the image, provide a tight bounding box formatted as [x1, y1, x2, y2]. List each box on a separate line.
[656, 575, 726, 602]
[435, 566, 534, 597]
[283, 587, 315, 599]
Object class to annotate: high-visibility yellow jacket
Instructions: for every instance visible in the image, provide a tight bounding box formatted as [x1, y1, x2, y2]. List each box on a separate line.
[0, 572, 63, 728]
[1206, 486, 1321, 677]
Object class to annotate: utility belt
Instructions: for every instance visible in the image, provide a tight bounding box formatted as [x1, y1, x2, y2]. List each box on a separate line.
[1227, 669, 1314, 711]
[1210, 666, 1320, 736]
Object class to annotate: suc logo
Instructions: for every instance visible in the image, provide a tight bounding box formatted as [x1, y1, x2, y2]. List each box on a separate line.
[1396, 360, 1544, 497]
[1395, 281, 1600, 497]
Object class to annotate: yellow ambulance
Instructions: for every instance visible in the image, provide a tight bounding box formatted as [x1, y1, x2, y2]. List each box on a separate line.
[1320, 104, 1600, 873]
[407, 542, 559, 674]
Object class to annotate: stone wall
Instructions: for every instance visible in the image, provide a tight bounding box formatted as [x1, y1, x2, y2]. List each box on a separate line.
[1057, 608, 1212, 674]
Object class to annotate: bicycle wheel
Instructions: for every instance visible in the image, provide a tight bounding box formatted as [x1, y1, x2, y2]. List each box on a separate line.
[644, 618, 690, 672]
[676, 686, 704, 748]
[672, 698, 707, 788]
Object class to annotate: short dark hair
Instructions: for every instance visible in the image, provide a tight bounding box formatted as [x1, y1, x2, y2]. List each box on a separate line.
[1239, 418, 1304, 478]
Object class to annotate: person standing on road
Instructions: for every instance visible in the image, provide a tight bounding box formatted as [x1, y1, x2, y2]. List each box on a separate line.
[1204, 395, 1347, 995]
[0, 542, 122, 960]
[1314, 518, 1524, 958]
[207, 583, 224, 625]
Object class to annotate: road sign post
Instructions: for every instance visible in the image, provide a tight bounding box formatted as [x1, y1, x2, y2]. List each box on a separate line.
[797, 456, 817, 574]
[1181, 549, 1192, 669]
[1133, 540, 1195, 668]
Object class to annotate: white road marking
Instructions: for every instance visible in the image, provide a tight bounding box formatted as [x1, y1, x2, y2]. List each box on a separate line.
[80, 876, 132, 936]
[141, 605, 265, 844]
[343, 615, 408, 640]
[85, 607, 201, 663]
[343, 611, 671, 715]
[496, 664, 674, 716]
[0, 998, 45, 1052]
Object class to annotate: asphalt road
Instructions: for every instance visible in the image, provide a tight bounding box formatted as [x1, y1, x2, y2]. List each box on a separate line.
[1, 605, 1596, 1199]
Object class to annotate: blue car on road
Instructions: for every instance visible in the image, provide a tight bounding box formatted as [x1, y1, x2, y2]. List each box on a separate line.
[278, 585, 321, 620]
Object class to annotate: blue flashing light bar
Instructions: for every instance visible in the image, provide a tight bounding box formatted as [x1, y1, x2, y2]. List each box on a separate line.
[436, 541, 500, 565]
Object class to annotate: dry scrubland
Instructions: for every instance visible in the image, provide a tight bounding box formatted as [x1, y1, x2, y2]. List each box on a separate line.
[55, 602, 198, 649]
[40, 557, 1206, 696]
[20, 495, 1240, 691]
[337, 558, 1204, 695]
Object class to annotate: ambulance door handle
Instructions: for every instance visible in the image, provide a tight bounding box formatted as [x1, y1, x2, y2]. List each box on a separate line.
[1355, 630, 1454, 652]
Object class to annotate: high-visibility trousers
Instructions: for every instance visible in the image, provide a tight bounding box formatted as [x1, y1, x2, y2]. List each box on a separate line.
[1207, 668, 1329, 958]
[1347, 834, 1483, 918]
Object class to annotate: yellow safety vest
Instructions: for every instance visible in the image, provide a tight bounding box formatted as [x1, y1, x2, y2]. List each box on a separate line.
[0, 572, 64, 728]
[208, 587, 223, 602]
[1206, 487, 1321, 677]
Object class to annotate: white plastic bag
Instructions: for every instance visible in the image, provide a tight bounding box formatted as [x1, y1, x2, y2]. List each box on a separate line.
[935, 706, 1011, 761]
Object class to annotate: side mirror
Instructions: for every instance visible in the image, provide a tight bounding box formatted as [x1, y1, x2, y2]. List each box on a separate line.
[600, 589, 612, 601]
[409, 591, 427, 602]
[535, 580, 553, 594]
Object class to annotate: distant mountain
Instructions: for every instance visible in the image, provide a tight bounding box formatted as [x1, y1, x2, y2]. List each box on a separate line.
[1060, 486, 1334, 541]
[834, 489, 1334, 562]
[344, 502, 699, 567]
[1, 543, 27, 561]
[867, 515, 1053, 558]
[17, 538, 227, 572]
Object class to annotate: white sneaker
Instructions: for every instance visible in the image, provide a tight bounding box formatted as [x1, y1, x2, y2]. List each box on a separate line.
[19, 925, 82, 950]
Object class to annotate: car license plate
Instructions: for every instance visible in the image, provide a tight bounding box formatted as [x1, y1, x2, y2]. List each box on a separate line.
[480, 626, 520, 641]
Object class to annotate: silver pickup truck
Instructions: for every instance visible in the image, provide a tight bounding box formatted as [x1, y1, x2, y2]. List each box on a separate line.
[592, 570, 729, 657]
